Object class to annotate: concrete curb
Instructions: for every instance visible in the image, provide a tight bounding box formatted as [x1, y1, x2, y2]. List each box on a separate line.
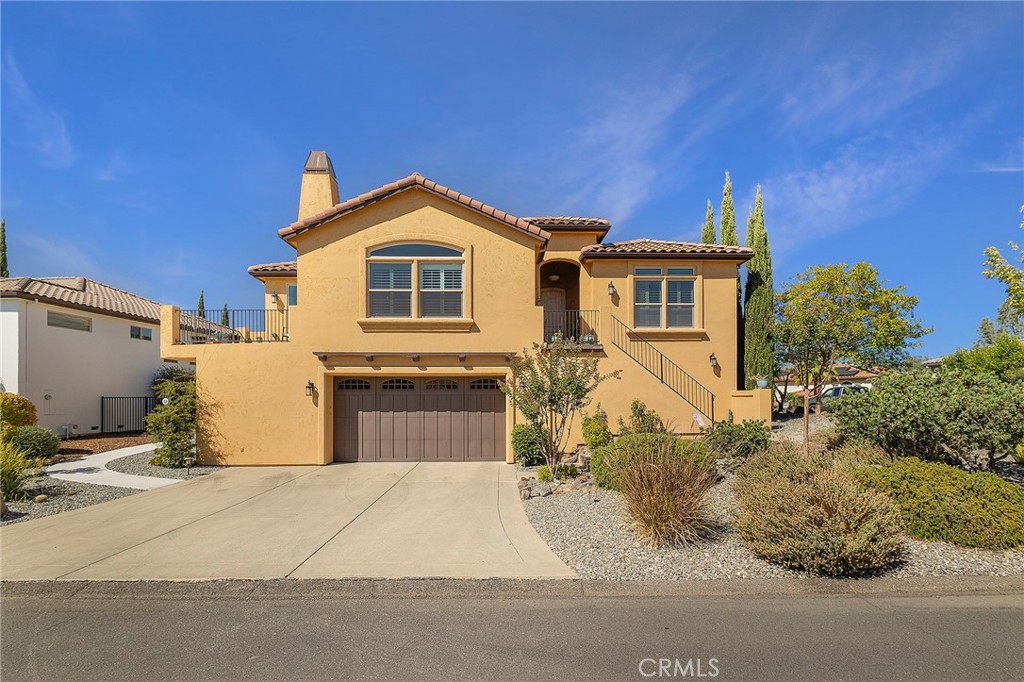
[2, 574, 1021, 601]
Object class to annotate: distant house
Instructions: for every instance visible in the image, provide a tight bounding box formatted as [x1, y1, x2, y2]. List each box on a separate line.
[775, 362, 881, 395]
[921, 357, 944, 369]
[0, 277, 179, 435]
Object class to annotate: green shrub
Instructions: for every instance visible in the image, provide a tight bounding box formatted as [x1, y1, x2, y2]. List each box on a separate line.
[511, 423, 545, 466]
[10, 425, 60, 461]
[617, 440, 717, 546]
[829, 441, 892, 475]
[943, 333, 1024, 383]
[735, 439, 828, 492]
[855, 458, 1024, 550]
[151, 365, 196, 392]
[537, 465, 554, 483]
[145, 375, 197, 468]
[581, 404, 612, 450]
[0, 393, 38, 443]
[702, 419, 771, 460]
[0, 440, 35, 501]
[832, 370, 1024, 469]
[1015, 444, 1024, 465]
[557, 463, 578, 480]
[596, 433, 713, 491]
[617, 400, 663, 435]
[734, 468, 904, 575]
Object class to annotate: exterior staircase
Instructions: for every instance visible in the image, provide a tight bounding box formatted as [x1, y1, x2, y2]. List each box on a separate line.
[608, 315, 716, 424]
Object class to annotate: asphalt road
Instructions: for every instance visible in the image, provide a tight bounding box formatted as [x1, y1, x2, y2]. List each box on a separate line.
[2, 591, 1022, 681]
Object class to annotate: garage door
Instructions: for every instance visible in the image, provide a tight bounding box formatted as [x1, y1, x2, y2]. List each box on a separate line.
[333, 377, 506, 462]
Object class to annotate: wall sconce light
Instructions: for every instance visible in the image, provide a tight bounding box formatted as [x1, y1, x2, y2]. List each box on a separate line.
[271, 292, 279, 304]
[709, 353, 719, 368]
[305, 380, 314, 397]
[607, 281, 617, 296]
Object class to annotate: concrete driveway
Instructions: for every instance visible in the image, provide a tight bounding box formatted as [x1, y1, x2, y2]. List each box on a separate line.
[0, 463, 575, 581]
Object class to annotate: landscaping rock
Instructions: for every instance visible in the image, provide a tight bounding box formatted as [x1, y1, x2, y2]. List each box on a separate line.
[33, 494, 48, 503]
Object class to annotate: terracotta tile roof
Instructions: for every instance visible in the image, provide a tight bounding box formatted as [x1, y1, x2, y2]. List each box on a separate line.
[0, 277, 162, 323]
[247, 261, 297, 278]
[523, 216, 611, 230]
[580, 239, 754, 261]
[278, 173, 552, 243]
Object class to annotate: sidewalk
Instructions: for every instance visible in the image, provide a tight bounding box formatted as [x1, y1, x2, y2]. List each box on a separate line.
[45, 444, 178, 491]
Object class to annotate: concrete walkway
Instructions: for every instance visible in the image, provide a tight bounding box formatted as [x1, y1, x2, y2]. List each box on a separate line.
[44, 443, 178, 490]
[0, 462, 575, 581]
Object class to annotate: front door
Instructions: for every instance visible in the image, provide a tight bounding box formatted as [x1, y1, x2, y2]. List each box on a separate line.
[541, 288, 567, 342]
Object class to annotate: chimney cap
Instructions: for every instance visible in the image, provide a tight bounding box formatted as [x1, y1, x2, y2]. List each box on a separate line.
[304, 150, 335, 175]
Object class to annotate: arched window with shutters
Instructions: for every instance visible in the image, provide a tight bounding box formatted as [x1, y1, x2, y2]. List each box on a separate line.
[367, 243, 465, 319]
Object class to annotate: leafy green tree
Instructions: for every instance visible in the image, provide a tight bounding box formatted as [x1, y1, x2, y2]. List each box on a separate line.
[744, 186, 773, 388]
[944, 333, 1024, 383]
[502, 338, 619, 475]
[701, 200, 716, 243]
[221, 304, 230, 327]
[775, 262, 931, 447]
[0, 217, 8, 278]
[983, 205, 1024, 317]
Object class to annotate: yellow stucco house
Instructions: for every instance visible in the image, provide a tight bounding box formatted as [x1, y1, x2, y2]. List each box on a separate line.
[161, 151, 770, 465]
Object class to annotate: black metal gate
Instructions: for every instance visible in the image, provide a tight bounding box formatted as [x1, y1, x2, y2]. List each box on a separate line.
[101, 396, 157, 434]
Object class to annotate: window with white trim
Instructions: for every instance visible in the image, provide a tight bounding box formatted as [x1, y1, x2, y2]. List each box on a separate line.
[367, 243, 464, 318]
[130, 325, 153, 341]
[633, 266, 696, 329]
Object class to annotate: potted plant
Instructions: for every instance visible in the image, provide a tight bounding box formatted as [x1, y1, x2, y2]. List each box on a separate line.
[581, 331, 595, 345]
[751, 373, 770, 389]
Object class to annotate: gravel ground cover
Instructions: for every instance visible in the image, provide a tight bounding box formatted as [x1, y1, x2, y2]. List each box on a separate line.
[771, 412, 833, 441]
[1, 476, 138, 526]
[523, 476, 1024, 580]
[104, 451, 225, 480]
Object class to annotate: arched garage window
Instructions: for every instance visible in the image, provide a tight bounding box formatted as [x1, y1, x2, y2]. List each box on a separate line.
[382, 379, 415, 391]
[368, 243, 464, 318]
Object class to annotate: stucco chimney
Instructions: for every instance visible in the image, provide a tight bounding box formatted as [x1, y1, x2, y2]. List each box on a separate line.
[297, 150, 339, 221]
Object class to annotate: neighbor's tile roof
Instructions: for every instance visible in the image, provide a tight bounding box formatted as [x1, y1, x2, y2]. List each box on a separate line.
[278, 173, 553, 242]
[0, 277, 162, 323]
[247, 261, 298, 278]
[580, 239, 754, 261]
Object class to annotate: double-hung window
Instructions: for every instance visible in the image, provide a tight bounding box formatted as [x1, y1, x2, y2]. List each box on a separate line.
[367, 243, 464, 318]
[633, 266, 696, 329]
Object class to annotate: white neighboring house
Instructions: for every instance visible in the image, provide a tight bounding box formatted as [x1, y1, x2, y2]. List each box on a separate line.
[0, 276, 182, 435]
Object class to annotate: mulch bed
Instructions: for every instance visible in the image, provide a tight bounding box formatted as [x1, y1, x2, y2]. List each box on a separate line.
[46, 433, 154, 465]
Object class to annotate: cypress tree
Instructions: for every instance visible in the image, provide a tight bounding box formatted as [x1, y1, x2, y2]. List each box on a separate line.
[701, 200, 716, 243]
[743, 185, 774, 389]
[720, 172, 744, 390]
[0, 217, 8, 278]
[197, 290, 205, 318]
[221, 304, 230, 327]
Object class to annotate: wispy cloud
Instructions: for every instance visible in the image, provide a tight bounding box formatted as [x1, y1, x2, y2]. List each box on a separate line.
[559, 76, 694, 223]
[95, 153, 133, 182]
[761, 131, 960, 253]
[2, 51, 74, 168]
[14, 233, 105, 279]
[974, 138, 1024, 173]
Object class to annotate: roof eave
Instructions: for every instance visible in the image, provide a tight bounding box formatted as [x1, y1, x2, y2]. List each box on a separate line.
[579, 251, 754, 263]
[0, 291, 160, 324]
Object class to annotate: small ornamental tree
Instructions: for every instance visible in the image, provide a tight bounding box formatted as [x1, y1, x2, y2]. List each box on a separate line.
[221, 304, 230, 327]
[983, 205, 1024, 318]
[502, 339, 619, 475]
[197, 290, 205, 318]
[775, 262, 930, 448]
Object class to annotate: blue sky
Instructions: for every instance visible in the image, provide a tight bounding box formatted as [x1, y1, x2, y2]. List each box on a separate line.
[2, 2, 1021, 358]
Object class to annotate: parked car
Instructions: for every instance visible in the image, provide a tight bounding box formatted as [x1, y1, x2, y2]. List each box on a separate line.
[808, 384, 869, 410]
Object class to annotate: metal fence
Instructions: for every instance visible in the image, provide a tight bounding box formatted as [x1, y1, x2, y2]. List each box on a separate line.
[177, 308, 289, 345]
[101, 396, 157, 434]
[543, 309, 600, 345]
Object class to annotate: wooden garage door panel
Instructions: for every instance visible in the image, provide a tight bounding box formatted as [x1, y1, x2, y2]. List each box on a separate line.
[333, 377, 505, 462]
